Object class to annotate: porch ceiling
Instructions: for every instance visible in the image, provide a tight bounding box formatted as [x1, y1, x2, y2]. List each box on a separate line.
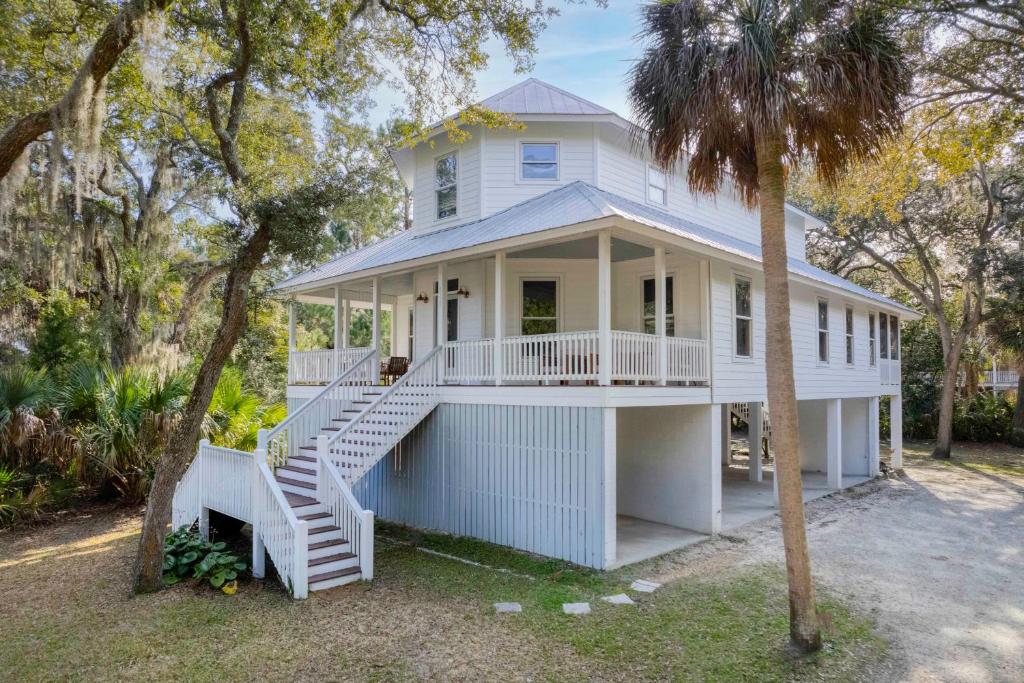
[509, 235, 653, 261]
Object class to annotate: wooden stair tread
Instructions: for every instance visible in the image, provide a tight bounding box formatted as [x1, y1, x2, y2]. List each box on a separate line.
[276, 475, 315, 490]
[309, 524, 341, 535]
[290, 454, 316, 463]
[278, 465, 315, 476]
[309, 552, 356, 567]
[285, 492, 318, 508]
[309, 566, 360, 583]
[297, 511, 332, 521]
[309, 538, 349, 551]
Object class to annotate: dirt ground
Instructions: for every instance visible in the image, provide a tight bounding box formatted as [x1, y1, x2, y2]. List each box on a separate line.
[643, 447, 1024, 683]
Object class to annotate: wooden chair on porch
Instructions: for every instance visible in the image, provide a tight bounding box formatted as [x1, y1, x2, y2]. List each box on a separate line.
[380, 356, 409, 385]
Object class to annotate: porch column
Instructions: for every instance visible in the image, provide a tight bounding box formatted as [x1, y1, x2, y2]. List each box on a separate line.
[721, 404, 732, 465]
[341, 297, 350, 348]
[826, 398, 842, 490]
[287, 299, 297, 351]
[436, 262, 447, 348]
[333, 286, 343, 373]
[388, 303, 397, 358]
[598, 230, 612, 386]
[371, 277, 381, 383]
[707, 404, 723, 534]
[748, 401, 763, 482]
[655, 246, 667, 386]
[494, 251, 505, 385]
[868, 396, 881, 476]
[602, 407, 617, 568]
[890, 394, 903, 468]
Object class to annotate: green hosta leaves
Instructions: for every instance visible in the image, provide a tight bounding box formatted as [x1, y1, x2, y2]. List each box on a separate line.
[161, 526, 248, 593]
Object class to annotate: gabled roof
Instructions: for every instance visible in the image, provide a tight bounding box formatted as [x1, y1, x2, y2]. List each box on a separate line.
[478, 78, 614, 116]
[275, 181, 917, 316]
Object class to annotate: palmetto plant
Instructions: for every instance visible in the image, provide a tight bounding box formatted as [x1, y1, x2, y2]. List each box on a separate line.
[202, 368, 285, 451]
[0, 367, 52, 467]
[629, 0, 909, 652]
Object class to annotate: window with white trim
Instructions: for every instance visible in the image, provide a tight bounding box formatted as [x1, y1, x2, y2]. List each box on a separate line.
[868, 313, 877, 367]
[435, 152, 457, 219]
[845, 306, 855, 365]
[734, 276, 752, 358]
[521, 280, 557, 335]
[889, 315, 900, 360]
[817, 298, 830, 363]
[647, 165, 667, 205]
[642, 276, 675, 335]
[879, 312, 889, 360]
[519, 142, 558, 181]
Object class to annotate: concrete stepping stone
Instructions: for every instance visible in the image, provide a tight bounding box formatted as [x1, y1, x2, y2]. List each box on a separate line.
[630, 579, 662, 593]
[601, 593, 635, 605]
[562, 602, 591, 615]
[494, 602, 522, 614]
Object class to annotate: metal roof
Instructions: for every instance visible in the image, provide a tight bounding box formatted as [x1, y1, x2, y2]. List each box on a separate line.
[275, 181, 917, 316]
[478, 78, 614, 116]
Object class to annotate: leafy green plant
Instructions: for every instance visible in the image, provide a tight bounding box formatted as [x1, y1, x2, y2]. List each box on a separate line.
[162, 526, 247, 593]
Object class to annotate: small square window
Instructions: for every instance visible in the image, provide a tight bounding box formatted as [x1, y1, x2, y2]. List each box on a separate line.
[520, 142, 558, 180]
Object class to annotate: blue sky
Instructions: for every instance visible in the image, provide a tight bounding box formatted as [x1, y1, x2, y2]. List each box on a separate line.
[369, 0, 645, 125]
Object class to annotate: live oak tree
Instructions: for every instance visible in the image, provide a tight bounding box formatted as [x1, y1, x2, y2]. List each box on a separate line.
[987, 254, 1024, 446]
[629, 0, 909, 653]
[130, 0, 559, 593]
[799, 110, 1023, 459]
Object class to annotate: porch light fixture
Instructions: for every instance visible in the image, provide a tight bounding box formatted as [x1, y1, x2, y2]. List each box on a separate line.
[456, 286, 471, 298]
[416, 291, 430, 303]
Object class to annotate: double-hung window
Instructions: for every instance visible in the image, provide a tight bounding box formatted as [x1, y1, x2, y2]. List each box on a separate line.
[642, 276, 675, 335]
[889, 315, 900, 361]
[845, 306, 855, 365]
[879, 312, 889, 360]
[817, 298, 830, 363]
[647, 165, 668, 205]
[520, 142, 558, 181]
[868, 313, 877, 367]
[435, 152, 457, 219]
[521, 280, 558, 335]
[734, 276, 752, 358]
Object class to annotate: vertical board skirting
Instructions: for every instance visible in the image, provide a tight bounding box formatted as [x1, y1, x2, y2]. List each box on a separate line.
[352, 403, 606, 568]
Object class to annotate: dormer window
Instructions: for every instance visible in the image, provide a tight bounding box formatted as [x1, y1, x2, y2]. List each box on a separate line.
[647, 165, 667, 205]
[520, 142, 558, 181]
[435, 152, 457, 220]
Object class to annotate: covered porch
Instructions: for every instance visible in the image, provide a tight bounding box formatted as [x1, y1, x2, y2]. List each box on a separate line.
[286, 228, 711, 388]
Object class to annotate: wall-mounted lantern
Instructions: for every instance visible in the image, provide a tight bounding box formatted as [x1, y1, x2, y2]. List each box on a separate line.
[456, 286, 471, 299]
[415, 291, 430, 303]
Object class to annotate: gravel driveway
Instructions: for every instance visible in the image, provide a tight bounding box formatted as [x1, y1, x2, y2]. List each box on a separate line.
[736, 459, 1024, 682]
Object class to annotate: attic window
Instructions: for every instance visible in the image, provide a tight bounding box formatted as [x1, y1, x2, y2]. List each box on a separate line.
[436, 152, 457, 219]
[520, 142, 558, 180]
[647, 165, 667, 205]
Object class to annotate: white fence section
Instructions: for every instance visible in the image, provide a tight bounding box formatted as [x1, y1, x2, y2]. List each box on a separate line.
[253, 458, 309, 598]
[665, 336, 709, 382]
[264, 350, 377, 468]
[288, 347, 372, 385]
[325, 347, 443, 484]
[880, 359, 901, 386]
[985, 370, 1019, 388]
[319, 458, 375, 579]
[444, 339, 493, 384]
[611, 331, 660, 382]
[502, 331, 600, 383]
[172, 440, 254, 528]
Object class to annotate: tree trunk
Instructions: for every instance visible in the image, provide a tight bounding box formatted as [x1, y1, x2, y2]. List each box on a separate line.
[1010, 358, 1024, 446]
[131, 224, 270, 594]
[932, 350, 961, 459]
[754, 134, 821, 653]
[0, 0, 171, 181]
[168, 264, 228, 347]
[111, 286, 142, 368]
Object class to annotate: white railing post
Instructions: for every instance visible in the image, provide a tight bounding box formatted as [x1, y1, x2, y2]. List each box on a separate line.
[598, 231, 611, 386]
[371, 277, 381, 384]
[360, 509, 374, 580]
[494, 251, 505, 386]
[655, 246, 667, 386]
[334, 285, 343, 372]
[251, 450, 266, 579]
[293, 521, 309, 599]
[436, 262, 448, 350]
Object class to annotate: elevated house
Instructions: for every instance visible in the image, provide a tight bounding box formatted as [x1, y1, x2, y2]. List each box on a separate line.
[173, 79, 919, 597]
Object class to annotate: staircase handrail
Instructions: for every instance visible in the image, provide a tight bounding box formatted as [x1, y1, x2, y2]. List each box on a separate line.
[253, 457, 309, 598]
[318, 455, 375, 580]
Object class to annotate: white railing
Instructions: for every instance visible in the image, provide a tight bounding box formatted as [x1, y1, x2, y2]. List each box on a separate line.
[253, 458, 309, 598]
[611, 330, 660, 382]
[985, 370, 1019, 387]
[263, 349, 377, 468]
[288, 347, 372, 385]
[171, 439, 254, 528]
[666, 336, 709, 382]
[880, 358, 901, 385]
[325, 347, 443, 484]
[502, 331, 600, 383]
[319, 457, 375, 580]
[444, 339, 494, 384]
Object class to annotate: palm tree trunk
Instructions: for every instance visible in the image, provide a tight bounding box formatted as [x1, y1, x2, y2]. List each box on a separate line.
[754, 133, 822, 653]
[131, 224, 271, 593]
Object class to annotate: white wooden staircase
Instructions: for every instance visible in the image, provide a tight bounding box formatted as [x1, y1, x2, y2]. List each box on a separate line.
[173, 347, 443, 597]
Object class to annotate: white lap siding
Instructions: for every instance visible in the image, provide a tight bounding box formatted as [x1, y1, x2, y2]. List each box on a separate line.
[352, 403, 609, 568]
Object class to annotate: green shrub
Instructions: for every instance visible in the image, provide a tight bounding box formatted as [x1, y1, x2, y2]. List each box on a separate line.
[953, 392, 1015, 443]
[28, 290, 98, 373]
[163, 526, 248, 593]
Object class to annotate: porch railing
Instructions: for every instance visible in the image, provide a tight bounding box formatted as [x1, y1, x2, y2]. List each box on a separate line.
[442, 330, 709, 385]
[985, 370, 1019, 387]
[880, 358, 901, 386]
[288, 347, 371, 385]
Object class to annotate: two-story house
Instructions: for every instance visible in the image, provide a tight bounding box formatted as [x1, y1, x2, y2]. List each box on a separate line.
[172, 79, 918, 597]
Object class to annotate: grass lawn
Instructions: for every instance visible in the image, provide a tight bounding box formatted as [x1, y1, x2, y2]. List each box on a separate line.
[901, 439, 1024, 477]
[0, 509, 883, 682]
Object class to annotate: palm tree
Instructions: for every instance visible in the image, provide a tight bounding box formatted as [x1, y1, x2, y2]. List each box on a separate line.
[629, 0, 909, 652]
[0, 367, 51, 467]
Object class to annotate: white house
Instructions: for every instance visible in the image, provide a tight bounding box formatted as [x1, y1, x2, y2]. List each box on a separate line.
[172, 79, 919, 597]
